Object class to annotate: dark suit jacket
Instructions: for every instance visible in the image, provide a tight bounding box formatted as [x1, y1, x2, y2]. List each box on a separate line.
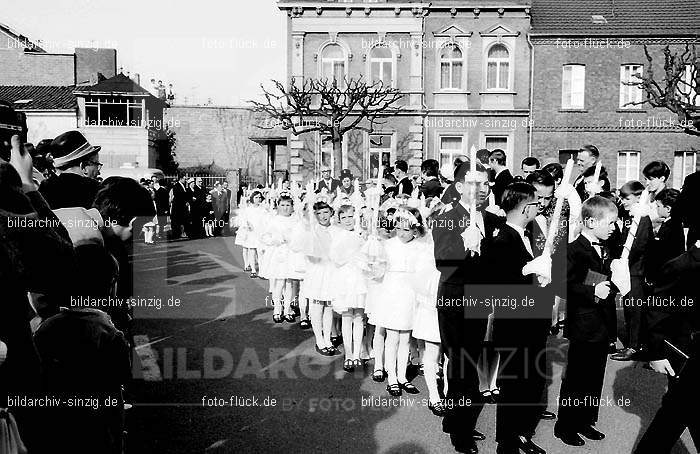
[488, 224, 552, 340]
[432, 203, 504, 317]
[315, 178, 340, 194]
[646, 245, 700, 363]
[492, 169, 514, 206]
[38, 172, 100, 210]
[564, 235, 617, 343]
[673, 170, 700, 247]
[152, 185, 169, 215]
[646, 218, 686, 286]
[620, 214, 653, 277]
[170, 182, 188, 218]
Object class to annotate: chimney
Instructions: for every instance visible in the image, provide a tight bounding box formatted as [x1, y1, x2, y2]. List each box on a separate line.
[131, 73, 140, 85]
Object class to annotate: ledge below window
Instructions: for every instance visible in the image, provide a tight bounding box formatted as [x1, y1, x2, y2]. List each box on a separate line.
[616, 109, 647, 113]
[478, 91, 517, 95]
[558, 109, 588, 113]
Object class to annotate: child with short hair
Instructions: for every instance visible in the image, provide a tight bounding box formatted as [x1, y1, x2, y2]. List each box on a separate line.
[555, 196, 619, 447]
[330, 205, 368, 371]
[369, 207, 425, 396]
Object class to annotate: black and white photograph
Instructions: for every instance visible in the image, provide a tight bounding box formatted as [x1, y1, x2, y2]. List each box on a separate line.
[0, 0, 699, 453]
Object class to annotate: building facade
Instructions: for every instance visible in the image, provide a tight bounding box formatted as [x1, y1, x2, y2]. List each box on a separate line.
[276, 0, 533, 183]
[530, 0, 700, 188]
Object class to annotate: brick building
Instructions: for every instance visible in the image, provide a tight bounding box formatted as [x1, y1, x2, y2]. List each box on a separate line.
[0, 21, 166, 169]
[530, 0, 700, 189]
[277, 0, 533, 183]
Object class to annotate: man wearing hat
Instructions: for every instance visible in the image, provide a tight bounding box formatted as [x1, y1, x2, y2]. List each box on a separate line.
[38, 130, 102, 209]
[315, 165, 340, 197]
[169, 174, 190, 240]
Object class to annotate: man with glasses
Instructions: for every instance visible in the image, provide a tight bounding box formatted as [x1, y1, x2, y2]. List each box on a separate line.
[38, 130, 102, 209]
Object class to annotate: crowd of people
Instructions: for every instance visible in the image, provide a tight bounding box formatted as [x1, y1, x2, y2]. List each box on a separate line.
[233, 150, 699, 454]
[1, 96, 698, 453]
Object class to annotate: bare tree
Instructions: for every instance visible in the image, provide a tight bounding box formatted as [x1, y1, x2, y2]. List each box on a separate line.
[627, 44, 700, 136]
[250, 77, 403, 176]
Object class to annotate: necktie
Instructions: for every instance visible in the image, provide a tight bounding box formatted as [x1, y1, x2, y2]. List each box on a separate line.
[591, 242, 608, 261]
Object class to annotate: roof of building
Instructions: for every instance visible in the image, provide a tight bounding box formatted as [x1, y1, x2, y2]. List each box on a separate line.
[0, 86, 77, 110]
[74, 73, 153, 96]
[0, 22, 46, 52]
[531, 0, 700, 36]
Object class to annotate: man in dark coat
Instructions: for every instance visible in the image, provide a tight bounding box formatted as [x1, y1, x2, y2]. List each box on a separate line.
[488, 149, 514, 206]
[169, 174, 189, 240]
[432, 160, 504, 454]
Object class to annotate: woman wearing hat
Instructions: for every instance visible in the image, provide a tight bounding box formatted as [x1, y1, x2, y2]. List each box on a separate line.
[38, 130, 102, 209]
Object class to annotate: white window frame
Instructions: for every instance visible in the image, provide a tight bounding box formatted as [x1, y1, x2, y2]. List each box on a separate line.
[439, 43, 465, 90]
[367, 44, 397, 89]
[619, 64, 644, 109]
[679, 64, 700, 107]
[83, 96, 145, 127]
[318, 42, 349, 85]
[485, 43, 511, 91]
[562, 64, 586, 109]
[617, 150, 640, 185]
[366, 132, 395, 180]
[438, 135, 465, 169]
[673, 151, 697, 188]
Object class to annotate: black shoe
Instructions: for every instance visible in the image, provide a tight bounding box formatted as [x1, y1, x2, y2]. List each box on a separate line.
[472, 430, 486, 441]
[398, 381, 420, 394]
[343, 359, 355, 372]
[386, 383, 402, 397]
[428, 399, 448, 417]
[607, 343, 617, 354]
[540, 410, 556, 420]
[283, 314, 296, 323]
[299, 319, 311, 330]
[450, 434, 478, 454]
[272, 314, 283, 324]
[331, 336, 343, 348]
[554, 429, 585, 446]
[315, 345, 333, 357]
[518, 437, 546, 454]
[578, 425, 605, 440]
[327, 346, 342, 356]
[610, 347, 638, 361]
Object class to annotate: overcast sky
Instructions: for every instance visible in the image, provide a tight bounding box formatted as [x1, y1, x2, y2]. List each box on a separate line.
[3, 0, 286, 106]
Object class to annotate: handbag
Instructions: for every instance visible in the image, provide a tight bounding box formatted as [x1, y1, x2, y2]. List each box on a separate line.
[0, 408, 27, 454]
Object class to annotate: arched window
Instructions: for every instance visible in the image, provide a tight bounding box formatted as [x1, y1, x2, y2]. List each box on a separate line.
[440, 44, 463, 89]
[370, 46, 393, 86]
[486, 44, 510, 90]
[321, 44, 346, 82]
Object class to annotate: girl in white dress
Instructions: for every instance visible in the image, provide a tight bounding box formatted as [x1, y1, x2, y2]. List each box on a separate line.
[260, 195, 304, 323]
[237, 191, 266, 278]
[330, 205, 367, 371]
[369, 207, 424, 396]
[412, 231, 446, 415]
[303, 201, 341, 356]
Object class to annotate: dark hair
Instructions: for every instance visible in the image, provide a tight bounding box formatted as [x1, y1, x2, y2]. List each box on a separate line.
[392, 207, 425, 237]
[421, 159, 439, 177]
[312, 201, 333, 213]
[394, 160, 408, 173]
[542, 162, 564, 182]
[580, 144, 600, 159]
[453, 160, 488, 183]
[488, 149, 506, 166]
[476, 148, 490, 165]
[249, 190, 264, 203]
[93, 177, 155, 227]
[582, 195, 618, 222]
[619, 180, 645, 197]
[501, 182, 536, 213]
[278, 194, 293, 205]
[526, 169, 555, 187]
[582, 164, 608, 181]
[642, 161, 670, 181]
[521, 157, 540, 168]
[655, 188, 680, 208]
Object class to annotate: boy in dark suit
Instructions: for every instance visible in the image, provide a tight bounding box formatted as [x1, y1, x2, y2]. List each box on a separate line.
[488, 181, 551, 454]
[488, 149, 513, 206]
[612, 181, 654, 361]
[432, 160, 504, 454]
[554, 196, 619, 447]
[646, 189, 685, 287]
